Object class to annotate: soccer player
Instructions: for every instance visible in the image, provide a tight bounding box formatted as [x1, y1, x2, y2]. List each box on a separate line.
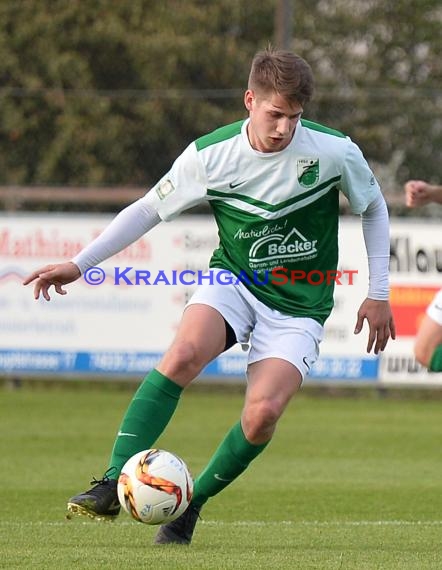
[23, 48, 395, 545]
[404, 179, 442, 371]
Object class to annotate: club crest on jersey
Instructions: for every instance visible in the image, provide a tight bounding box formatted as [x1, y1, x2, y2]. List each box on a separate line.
[297, 158, 319, 188]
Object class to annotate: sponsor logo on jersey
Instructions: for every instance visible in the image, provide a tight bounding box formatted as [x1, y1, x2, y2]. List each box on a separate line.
[229, 180, 246, 189]
[248, 227, 318, 269]
[297, 157, 319, 188]
[233, 220, 287, 240]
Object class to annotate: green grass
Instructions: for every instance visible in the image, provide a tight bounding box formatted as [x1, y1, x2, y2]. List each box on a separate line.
[1, 383, 441, 569]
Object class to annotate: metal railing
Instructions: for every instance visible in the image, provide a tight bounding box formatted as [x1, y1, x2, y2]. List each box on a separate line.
[0, 185, 409, 215]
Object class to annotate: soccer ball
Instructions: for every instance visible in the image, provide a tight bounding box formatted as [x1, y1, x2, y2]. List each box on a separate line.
[117, 449, 193, 525]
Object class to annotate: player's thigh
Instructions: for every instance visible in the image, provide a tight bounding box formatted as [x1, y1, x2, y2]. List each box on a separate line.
[415, 314, 442, 364]
[158, 303, 227, 382]
[246, 357, 303, 410]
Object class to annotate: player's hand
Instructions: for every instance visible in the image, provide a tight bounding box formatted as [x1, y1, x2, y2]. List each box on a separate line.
[22, 261, 81, 301]
[404, 180, 431, 208]
[354, 298, 396, 354]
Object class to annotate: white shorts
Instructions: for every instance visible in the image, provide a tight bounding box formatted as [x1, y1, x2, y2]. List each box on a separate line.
[427, 289, 442, 326]
[187, 268, 324, 379]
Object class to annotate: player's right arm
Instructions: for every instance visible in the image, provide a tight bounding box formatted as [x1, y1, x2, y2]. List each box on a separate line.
[22, 262, 82, 301]
[23, 196, 161, 300]
[23, 142, 208, 301]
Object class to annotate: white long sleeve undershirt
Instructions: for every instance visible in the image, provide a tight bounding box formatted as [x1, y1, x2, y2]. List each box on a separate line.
[361, 192, 390, 300]
[71, 195, 161, 274]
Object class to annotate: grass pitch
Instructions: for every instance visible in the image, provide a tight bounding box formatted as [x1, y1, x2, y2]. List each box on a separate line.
[1, 382, 441, 569]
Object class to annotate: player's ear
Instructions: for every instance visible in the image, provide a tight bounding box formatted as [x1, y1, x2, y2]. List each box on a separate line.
[244, 89, 255, 112]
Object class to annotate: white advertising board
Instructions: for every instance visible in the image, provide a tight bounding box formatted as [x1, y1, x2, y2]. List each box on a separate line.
[0, 214, 440, 385]
[0, 213, 217, 375]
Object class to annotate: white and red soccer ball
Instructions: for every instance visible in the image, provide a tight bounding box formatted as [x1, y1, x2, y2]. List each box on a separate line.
[117, 449, 193, 525]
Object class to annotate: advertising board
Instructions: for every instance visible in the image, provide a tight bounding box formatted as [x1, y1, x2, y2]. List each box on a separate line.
[0, 214, 440, 385]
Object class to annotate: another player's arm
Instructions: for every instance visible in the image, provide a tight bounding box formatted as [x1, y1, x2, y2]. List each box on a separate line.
[423, 183, 442, 203]
[404, 180, 442, 208]
[354, 193, 396, 354]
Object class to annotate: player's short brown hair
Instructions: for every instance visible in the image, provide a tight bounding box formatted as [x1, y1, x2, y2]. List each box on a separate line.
[248, 48, 314, 106]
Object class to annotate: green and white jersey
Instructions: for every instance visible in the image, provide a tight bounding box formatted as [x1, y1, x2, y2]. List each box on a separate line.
[149, 118, 380, 325]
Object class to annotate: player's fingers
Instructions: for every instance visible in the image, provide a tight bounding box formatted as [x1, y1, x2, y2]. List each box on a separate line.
[39, 281, 51, 302]
[374, 320, 394, 354]
[354, 314, 364, 334]
[385, 320, 394, 346]
[23, 269, 43, 286]
[54, 283, 67, 296]
[377, 326, 390, 353]
[24, 264, 58, 285]
[406, 180, 419, 190]
[390, 317, 396, 340]
[33, 280, 42, 300]
[368, 317, 390, 354]
[366, 326, 376, 353]
[407, 192, 420, 207]
[38, 268, 63, 281]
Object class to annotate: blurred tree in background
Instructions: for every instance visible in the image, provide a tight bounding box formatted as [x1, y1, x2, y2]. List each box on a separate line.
[299, 0, 442, 195]
[0, 0, 440, 196]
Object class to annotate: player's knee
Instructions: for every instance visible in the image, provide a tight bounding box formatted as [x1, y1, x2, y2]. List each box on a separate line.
[242, 399, 281, 441]
[163, 340, 203, 378]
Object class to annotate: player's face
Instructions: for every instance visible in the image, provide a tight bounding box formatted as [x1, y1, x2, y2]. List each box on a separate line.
[244, 90, 303, 153]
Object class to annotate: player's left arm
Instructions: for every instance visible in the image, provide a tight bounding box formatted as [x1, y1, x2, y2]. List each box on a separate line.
[339, 141, 395, 353]
[354, 192, 396, 353]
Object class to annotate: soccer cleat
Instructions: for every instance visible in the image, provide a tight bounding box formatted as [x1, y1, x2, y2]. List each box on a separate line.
[154, 504, 201, 545]
[66, 470, 120, 521]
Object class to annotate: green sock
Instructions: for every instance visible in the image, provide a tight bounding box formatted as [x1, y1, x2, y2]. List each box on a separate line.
[191, 421, 269, 507]
[107, 369, 183, 478]
[429, 345, 442, 372]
